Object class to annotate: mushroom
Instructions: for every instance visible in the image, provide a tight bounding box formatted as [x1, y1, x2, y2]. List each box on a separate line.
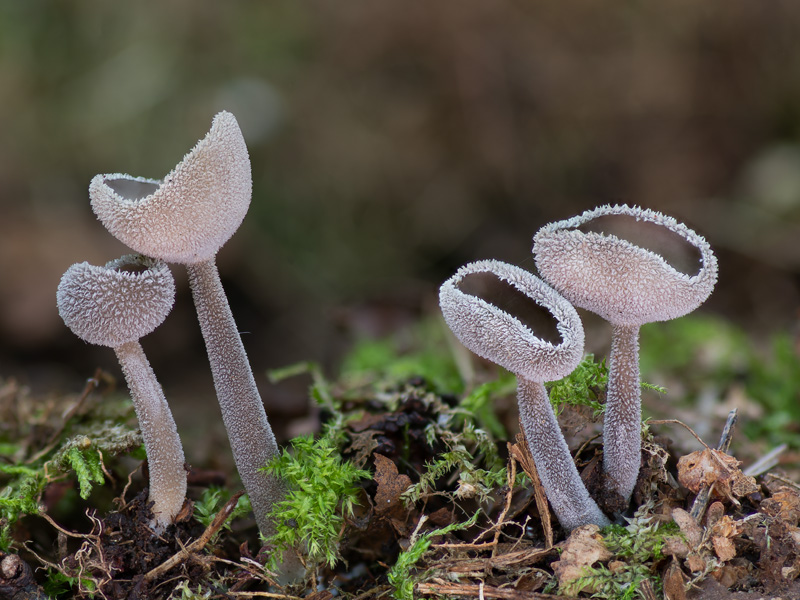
[87, 112, 284, 539]
[533, 205, 718, 503]
[440, 259, 609, 530]
[56, 255, 186, 531]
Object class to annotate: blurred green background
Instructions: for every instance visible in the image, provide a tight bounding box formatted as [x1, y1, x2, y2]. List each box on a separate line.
[1, 1, 800, 460]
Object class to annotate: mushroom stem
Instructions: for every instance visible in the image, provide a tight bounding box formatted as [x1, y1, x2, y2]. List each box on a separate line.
[115, 340, 187, 530]
[604, 324, 642, 503]
[517, 377, 610, 530]
[186, 258, 284, 536]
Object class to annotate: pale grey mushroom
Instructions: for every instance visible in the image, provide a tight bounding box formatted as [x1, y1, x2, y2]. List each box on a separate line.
[440, 259, 609, 531]
[533, 205, 718, 503]
[56, 255, 186, 531]
[87, 112, 284, 541]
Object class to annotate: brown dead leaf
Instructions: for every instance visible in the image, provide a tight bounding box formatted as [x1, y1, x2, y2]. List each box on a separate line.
[607, 560, 626, 573]
[761, 487, 800, 526]
[345, 429, 381, 468]
[633, 436, 671, 506]
[551, 525, 612, 592]
[705, 501, 725, 529]
[710, 514, 742, 540]
[788, 525, 800, 549]
[672, 508, 703, 548]
[685, 554, 707, 573]
[663, 559, 688, 600]
[710, 560, 750, 588]
[348, 413, 386, 433]
[373, 454, 411, 521]
[511, 432, 553, 549]
[782, 564, 800, 580]
[662, 536, 691, 559]
[677, 449, 758, 501]
[427, 507, 454, 528]
[711, 535, 736, 562]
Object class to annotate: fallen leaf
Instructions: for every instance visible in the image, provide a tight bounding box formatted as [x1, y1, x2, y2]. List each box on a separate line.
[711, 562, 749, 587]
[663, 536, 691, 559]
[677, 449, 758, 501]
[511, 433, 553, 548]
[427, 507, 454, 528]
[711, 535, 736, 562]
[672, 508, 703, 548]
[761, 487, 800, 526]
[373, 454, 411, 521]
[345, 429, 381, 468]
[663, 559, 688, 600]
[705, 501, 725, 529]
[551, 525, 612, 592]
[686, 554, 706, 573]
[710, 514, 742, 539]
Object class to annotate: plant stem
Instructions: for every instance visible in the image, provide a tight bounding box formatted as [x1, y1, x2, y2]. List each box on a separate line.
[604, 323, 642, 502]
[116, 341, 187, 529]
[517, 377, 609, 530]
[186, 258, 284, 537]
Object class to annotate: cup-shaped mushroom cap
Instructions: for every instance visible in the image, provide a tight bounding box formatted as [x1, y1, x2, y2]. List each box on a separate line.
[533, 204, 718, 327]
[89, 111, 252, 264]
[57, 255, 175, 347]
[439, 260, 584, 382]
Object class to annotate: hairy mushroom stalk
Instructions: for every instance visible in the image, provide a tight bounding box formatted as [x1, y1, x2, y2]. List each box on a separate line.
[440, 260, 609, 531]
[87, 112, 284, 540]
[533, 204, 718, 504]
[56, 255, 186, 531]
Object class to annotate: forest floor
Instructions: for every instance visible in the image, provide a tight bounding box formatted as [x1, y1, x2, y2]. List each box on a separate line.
[2, 317, 800, 600]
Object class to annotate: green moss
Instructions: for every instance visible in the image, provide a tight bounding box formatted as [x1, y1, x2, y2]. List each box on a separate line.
[560, 507, 680, 599]
[388, 510, 480, 600]
[263, 430, 371, 570]
[546, 354, 609, 418]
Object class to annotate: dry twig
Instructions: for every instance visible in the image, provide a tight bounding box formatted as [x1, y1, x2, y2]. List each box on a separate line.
[511, 430, 553, 549]
[143, 491, 243, 582]
[417, 580, 576, 599]
[26, 369, 109, 464]
[690, 409, 738, 521]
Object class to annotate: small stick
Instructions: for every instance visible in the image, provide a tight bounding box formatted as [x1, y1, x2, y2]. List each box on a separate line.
[690, 409, 738, 521]
[350, 587, 393, 600]
[471, 447, 518, 550]
[227, 592, 303, 599]
[765, 473, 800, 492]
[40, 512, 99, 541]
[117, 462, 142, 511]
[743, 444, 787, 477]
[417, 581, 575, 599]
[639, 578, 658, 600]
[647, 419, 710, 450]
[490, 445, 518, 555]
[573, 433, 602, 463]
[716, 409, 738, 453]
[26, 369, 105, 464]
[143, 491, 243, 582]
[510, 431, 553, 549]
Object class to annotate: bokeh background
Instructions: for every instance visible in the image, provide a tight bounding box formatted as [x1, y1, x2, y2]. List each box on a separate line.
[1, 2, 800, 464]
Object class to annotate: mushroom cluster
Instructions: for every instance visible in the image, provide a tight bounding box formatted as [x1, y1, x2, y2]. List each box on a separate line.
[58, 113, 285, 543]
[440, 204, 717, 530]
[89, 111, 284, 540]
